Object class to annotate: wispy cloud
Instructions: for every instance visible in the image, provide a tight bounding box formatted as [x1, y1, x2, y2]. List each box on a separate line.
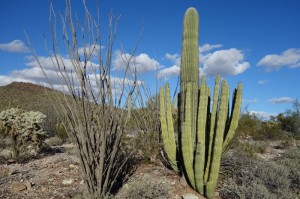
[257, 48, 300, 71]
[158, 43, 249, 79]
[249, 111, 277, 120]
[0, 40, 29, 53]
[77, 44, 104, 57]
[268, 97, 294, 104]
[243, 98, 258, 103]
[199, 44, 222, 53]
[257, 80, 268, 84]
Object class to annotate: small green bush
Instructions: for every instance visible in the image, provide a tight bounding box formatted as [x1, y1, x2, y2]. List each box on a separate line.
[115, 175, 170, 199]
[0, 108, 48, 162]
[235, 142, 267, 157]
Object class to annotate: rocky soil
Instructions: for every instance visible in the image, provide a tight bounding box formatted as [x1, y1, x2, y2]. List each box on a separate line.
[0, 144, 211, 199]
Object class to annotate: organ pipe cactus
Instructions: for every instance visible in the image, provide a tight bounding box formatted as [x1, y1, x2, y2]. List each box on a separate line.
[159, 7, 243, 199]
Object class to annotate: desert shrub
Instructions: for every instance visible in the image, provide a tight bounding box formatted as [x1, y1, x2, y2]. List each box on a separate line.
[236, 109, 286, 140]
[276, 147, 300, 191]
[220, 151, 297, 198]
[235, 110, 261, 139]
[27, 0, 143, 197]
[255, 161, 290, 193]
[277, 100, 300, 138]
[45, 136, 63, 146]
[235, 142, 267, 157]
[220, 178, 276, 199]
[53, 120, 68, 141]
[115, 175, 170, 199]
[124, 93, 161, 163]
[0, 108, 48, 162]
[257, 119, 284, 140]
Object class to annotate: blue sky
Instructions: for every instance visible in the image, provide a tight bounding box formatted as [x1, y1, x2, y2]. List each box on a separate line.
[0, 0, 300, 118]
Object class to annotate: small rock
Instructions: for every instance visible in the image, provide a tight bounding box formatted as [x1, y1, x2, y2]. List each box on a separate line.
[41, 187, 48, 192]
[7, 159, 16, 164]
[69, 164, 77, 169]
[62, 178, 75, 185]
[8, 167, 19, 176]
[182, 193, 199, 199]
[80, 180, 84, 185]
[24, 182, 32, 190]
[11, 181, 27, 192]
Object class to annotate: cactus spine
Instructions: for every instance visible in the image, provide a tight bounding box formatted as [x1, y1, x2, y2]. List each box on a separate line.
[159, 7, 243, 199]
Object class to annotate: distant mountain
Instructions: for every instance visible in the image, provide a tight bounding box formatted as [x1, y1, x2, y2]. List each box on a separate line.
[0, 82, 63, 135]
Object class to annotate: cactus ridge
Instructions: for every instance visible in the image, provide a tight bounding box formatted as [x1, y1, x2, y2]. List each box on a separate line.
[159, 7, 243, 199]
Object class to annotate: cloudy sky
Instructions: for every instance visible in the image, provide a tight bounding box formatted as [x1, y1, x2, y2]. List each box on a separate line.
[0, 0, 300, 118]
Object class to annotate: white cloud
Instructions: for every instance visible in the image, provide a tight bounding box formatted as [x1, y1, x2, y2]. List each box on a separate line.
[199, 43, 222, 53]
[113, 51, 161, 73]
[157, 65, 180, 79]
[158, 44, 249, 79]
[269, 97, 294, 104]
[0, 40, 29, 53]
[1, 53, 141, 98]
[165, 53, 180, 66]
[244, 98, 258, 103]
[257, 48, 300, 71]
[157, 53, 181, 79]
[249, 111, 277, 120]
[202, 48, 250, 76]
[77, 44, 104, 57]
[257, 80, 268, 84]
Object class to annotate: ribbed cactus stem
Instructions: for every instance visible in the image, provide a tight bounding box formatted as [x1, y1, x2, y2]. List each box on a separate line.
[194, 76, 209, 194]
[204, 74, 220, 182]
[180, 7, 199, 151]
[223, 82, 243, 151]
[160, 84, 178, 172]
[182, 82, 196, 188]
[206, 80, 229, 199]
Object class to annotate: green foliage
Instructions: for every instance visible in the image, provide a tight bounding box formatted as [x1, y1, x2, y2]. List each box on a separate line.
[236, 142, 267, 157]
[0, 108, 47, 161]
[159, 7, 242, 199]
[220, 151, 300, 199]
[277, 99, 300, 137]
[125, 95, 161, 163]
[54, 120, 68, 141]
[236, 110, 285, 140]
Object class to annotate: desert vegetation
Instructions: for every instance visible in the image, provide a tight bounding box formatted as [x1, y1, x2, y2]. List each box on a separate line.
[0, 2, 300, 199]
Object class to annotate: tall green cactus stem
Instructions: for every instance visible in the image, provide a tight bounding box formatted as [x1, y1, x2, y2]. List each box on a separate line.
[180, 7, 199, 152]
[223, 82, 243, 151]
[205, 80, 229, 198]
[204, 74, 220, 182]
[159, 7, 243, 199]
[159, 84, 178, 172]
[194, 76, 209, 194]
[181, 82, 196, 188]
